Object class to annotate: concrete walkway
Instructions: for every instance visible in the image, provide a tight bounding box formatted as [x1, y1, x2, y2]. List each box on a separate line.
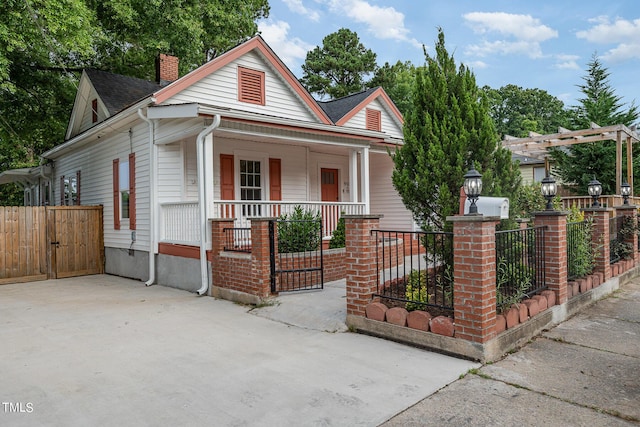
[0, 275, 475, 426]
[382, 279, 640, 426]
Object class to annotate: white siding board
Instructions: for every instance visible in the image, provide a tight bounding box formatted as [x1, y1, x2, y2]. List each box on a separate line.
[165, 51, 319, 123]
[52, 119, 151, 250]
[212, 138, 308, 201]
[369, 152, 414, 230]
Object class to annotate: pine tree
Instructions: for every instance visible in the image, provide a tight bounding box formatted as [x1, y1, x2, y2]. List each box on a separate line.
[551, 53, 639, 195]
[392, 28, 520, 231]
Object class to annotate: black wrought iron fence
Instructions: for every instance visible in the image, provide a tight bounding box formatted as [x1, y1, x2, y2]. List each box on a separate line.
[495, 226, 547, 312]
[372, 230, 454, 316]
[609, 215, 624, 264]
[223, 227, 251, 253]
[567, 220, 594, 280]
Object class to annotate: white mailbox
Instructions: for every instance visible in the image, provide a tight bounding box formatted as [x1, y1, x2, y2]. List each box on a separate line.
[464, 197, 509, 219]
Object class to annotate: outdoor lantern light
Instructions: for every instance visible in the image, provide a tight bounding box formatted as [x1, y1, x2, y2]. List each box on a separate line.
[621, 181, 631, 205]
[588, 178, 603, 208]
[463, 168, 482, 214]
[540, 175, 557, 210]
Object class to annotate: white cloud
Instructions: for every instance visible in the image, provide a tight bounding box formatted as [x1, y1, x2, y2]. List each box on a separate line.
[467, 60, 488, 70]
[553, 54, 580, 70]
[463, 12, 557, 59]
[258, 20, 315, 68]
[324, 0, 421, 48]
[282, 0, 321, 22]
[576, 17, 640, 62]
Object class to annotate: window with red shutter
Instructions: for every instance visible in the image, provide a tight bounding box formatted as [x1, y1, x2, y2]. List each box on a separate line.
[238, 67, 265, 105]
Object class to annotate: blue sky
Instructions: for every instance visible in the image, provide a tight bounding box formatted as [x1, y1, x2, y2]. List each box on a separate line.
[258, 0, 640, 108]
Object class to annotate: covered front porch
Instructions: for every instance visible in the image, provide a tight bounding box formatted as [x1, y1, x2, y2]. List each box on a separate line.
[150, 108, 381, 248]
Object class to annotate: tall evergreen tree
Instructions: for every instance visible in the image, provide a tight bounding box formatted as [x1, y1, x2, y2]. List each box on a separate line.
[392, 28, 520, 231]
[551, 53, 639, 195]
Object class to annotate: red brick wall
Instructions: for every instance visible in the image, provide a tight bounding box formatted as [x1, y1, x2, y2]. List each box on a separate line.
[584, 209, 611, 281]
[534, 212, 568, 304]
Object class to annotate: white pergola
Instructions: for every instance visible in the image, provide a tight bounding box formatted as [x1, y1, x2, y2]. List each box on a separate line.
[501, 123, 640, 194]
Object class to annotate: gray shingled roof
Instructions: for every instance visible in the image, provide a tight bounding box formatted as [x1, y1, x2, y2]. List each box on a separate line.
[318, 87, 379, 124]
[85, 69, 165, 115]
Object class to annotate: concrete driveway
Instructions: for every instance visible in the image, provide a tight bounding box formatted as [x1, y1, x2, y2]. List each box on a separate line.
[1, 275, 476, 426]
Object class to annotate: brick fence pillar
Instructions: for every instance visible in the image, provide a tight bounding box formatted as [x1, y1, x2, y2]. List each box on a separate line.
[250, 218, 275, 298]
[344, 214, 382, 318]
[447, 214, 500, 343]
[210, 218, 235, 293]
[615, 204, 638, 262]
[534, 210, 568, 304]
[583, 208, 612, 281]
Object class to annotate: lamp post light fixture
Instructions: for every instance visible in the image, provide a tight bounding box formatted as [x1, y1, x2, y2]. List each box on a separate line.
[540, 175, 557, 210]
[463, 168, 482, 214]
[588, 178, 603, 208]
[621, 181, 631, 205]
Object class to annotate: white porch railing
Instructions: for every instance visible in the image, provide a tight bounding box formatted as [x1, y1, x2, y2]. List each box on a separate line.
[212, 201, 366, 240]
[160, 201, 199, 244]
[159, 200, 366, 245]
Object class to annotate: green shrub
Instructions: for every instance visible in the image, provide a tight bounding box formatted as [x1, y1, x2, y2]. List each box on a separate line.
[405, 269, 429, 311]
[496, 257, 532, 313]
[277, 206, 321, 253]
[329, 216, 345, 249]
[567, 217, 595, 279]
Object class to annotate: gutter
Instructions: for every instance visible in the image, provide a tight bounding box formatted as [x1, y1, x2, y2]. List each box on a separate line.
[137, 108, 156, 286]
[196, 115, 221, 296]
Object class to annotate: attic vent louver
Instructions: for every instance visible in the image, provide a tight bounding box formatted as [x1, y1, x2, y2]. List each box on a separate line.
[238, 66, 265, 105]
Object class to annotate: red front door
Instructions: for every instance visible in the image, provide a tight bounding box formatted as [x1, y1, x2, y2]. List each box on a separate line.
[321, 168, 339, 202]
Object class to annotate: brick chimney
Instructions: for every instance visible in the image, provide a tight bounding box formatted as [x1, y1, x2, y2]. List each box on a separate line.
[156, 53, 179, 83]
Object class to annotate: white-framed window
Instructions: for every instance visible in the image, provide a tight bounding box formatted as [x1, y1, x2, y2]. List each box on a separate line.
[61, 172, 80, 206]
[240, 159, 262, 216]
[119, 161, 130, 219]
[533, 167, 546, 183]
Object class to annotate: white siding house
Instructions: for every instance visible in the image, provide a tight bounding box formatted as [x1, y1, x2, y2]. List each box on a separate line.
[2, 36, 413, 292]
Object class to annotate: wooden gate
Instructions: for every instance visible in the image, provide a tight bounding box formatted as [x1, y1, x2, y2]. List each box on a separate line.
[0, 206, 104, 284]
[47, 206, 104, 279]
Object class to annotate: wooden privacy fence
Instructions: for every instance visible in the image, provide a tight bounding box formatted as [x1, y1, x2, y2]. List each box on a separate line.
[0, 206, 104, 284]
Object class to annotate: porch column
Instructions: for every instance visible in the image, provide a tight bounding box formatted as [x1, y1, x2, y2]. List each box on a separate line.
[361, 146, 370, 214]
[349, 149, 359, 203]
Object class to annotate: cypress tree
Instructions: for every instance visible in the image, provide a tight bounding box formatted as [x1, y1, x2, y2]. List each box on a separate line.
[392, 28, 520, 230]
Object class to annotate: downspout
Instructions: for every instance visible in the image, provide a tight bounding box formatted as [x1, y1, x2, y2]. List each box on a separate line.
[137, 108, 156, 286]
[196, 115, 221, 296]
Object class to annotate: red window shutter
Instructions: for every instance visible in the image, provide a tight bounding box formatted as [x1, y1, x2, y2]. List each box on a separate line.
[76, 170, 81, 205]
[92, 99, 98, 123]
[366, 108, 381, 132]
[113, 159, 120, 230]
[269, 158, 281, 201]
[220, 154, 235, 200]
[238, 67, 265, 105]
[60, 175, 65, 205]
[129, 153, 136, 230]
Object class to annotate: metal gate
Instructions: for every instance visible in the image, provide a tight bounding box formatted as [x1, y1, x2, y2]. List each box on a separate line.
[269, 219, 324, 292]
